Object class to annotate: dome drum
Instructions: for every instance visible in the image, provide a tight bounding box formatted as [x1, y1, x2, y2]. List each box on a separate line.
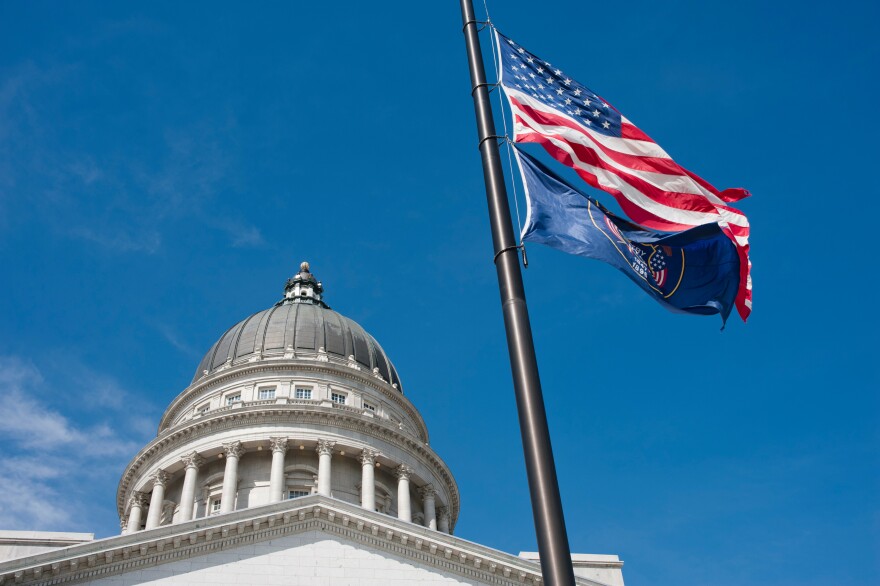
[124, 435, 449, 507]
[117, 414, 459, 532]
[160, 361, 428, 439]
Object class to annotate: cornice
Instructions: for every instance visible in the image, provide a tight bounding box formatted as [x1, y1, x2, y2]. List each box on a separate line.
[158, 359, 429, 442]
[117, 404, 459, 525]
[0, 497, 614, 586]
[0, 495, 623, 586]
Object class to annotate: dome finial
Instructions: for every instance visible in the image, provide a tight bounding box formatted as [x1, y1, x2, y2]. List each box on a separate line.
[280, 261, 328, 308]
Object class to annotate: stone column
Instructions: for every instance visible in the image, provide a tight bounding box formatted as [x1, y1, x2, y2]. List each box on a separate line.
[359, 449, 379, 510]
[438, 505, 450, 534]
[269, 437, 288, 503]
[177, 452, 204, 523]
[120, 517, 128, 535]
[126, 492, 146, 534]
[220, 441, 244, 514]
[316, 439, 335, 497]
[395, 465, 412, 522]
[145, 470, 168, 530]
[418, 484, 437, 530]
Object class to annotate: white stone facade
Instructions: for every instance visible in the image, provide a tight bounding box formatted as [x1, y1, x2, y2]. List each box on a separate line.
[0, 532, 93, 564]
[117, 361, 458, 536]
[0, 496, 623, 586]
[87, 533, 478, 586]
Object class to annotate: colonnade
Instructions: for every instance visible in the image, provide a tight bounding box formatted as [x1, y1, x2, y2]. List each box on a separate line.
[124, 438, 450, 535]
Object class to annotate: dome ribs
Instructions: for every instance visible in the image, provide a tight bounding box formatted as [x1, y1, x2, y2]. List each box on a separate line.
[283, 304, 298, 351]
[323, 311, 346, 357]
[192, 303, 402, 392]
[234, 310, 265, 358]
[389, 363, 402, 391]
[262, 305, 287, 351]
[193, 342, 215, 381]
[254, 307, 275, 354]
[295, 303, 319, 350]
[342, 316, 355, 359]
[349, 322, 371, 369]
[370, 337, 392, 384]
[210, 322, 242, 370]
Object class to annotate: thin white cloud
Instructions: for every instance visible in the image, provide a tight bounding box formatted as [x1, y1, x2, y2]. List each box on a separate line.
[156, 323, 200, 357]
[223, 221, 266, 248]
[0, 356, 157, 531]
[231, 224, 265, 248]
[68, 226, 162, 254]
[67, 157, 103, 185]
[0, 458, 72, 529]
[0, 57, 261, 254]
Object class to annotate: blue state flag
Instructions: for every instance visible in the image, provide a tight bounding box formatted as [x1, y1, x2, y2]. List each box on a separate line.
[514, 147, 740, 324]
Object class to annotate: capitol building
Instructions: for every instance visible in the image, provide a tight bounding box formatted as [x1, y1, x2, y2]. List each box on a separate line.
[0, 263, 624, 586]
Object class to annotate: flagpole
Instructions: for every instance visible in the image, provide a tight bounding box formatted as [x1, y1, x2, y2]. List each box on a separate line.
[459, 3, 576, 586]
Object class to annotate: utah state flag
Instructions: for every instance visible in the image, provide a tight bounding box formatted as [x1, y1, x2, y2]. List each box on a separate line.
[514, 147, 740, 325]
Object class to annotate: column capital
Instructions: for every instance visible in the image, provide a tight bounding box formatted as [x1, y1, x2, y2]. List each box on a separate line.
[223, 441, 244, 459]
[315, 439, 336, 457]
[417, 484, 436, 500]
[152, 469, 169, 488]
[359, 448, 380, 466]
[395, 464, 413, 481]
[182, 452, 205, 470]
[120, 517, 128, 532]
[269, 437, 289, 454]
[129, 491, 147, 508]
[437, 505, 449, 520]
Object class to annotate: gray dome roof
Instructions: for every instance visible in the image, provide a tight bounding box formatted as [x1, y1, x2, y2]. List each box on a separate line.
[193, 303, 402, 390]
[192, 263, 402, 391]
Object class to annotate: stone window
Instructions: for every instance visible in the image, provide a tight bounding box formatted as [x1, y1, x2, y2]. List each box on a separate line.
[331, 392, 346, 405]
[210, 498, 222, 514]
[294, 387, 312, 400]
[363, 402, 376, 412]
[285, 469, 318, 498]
[225, 393, 242, 406]
[196, 403, 209, 415]
[258, 387, 276, 400]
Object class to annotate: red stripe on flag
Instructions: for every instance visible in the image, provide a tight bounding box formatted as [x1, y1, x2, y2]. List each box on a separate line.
[620, 122, 654, 142]
[683, 168, 751, 203]
[720, 187, 751, 203]
[512, 99, 687, 178]
[514, 122, 721, 216]
[519, 133, 697, 231]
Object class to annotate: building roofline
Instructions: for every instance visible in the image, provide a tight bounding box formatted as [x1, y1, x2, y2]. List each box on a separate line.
[0, 496, 617, 586]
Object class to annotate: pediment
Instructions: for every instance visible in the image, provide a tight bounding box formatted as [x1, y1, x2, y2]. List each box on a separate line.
[0, 496, 611, 586]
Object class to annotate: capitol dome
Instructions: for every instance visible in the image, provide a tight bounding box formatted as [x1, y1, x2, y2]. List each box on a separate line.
[117, 262, 459, 537]
[0, 262, 625, 586]
[192, 265, 402, 391]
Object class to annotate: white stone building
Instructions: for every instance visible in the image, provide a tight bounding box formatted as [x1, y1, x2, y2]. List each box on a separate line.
[0, 263, 624, 586]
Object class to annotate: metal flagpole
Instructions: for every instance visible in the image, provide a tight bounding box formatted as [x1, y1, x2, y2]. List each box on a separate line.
[458, 2, 577, 586]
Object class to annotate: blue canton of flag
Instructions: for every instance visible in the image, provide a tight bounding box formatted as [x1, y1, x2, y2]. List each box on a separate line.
[497, 33, 623, 138]
[514, 147, 740, 324]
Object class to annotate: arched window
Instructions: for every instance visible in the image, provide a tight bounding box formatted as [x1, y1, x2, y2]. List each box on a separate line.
[284, 465, 318, 500]
[199, 472, 230, 517]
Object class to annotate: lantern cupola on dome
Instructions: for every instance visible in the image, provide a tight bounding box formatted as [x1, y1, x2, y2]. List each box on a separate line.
[280, 261, 327, 308]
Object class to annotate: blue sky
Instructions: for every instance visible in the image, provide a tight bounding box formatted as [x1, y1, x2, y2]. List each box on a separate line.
[0, 1, 877, 585]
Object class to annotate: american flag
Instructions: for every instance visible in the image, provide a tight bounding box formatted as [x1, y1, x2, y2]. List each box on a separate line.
[495, 30, 752, 321]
